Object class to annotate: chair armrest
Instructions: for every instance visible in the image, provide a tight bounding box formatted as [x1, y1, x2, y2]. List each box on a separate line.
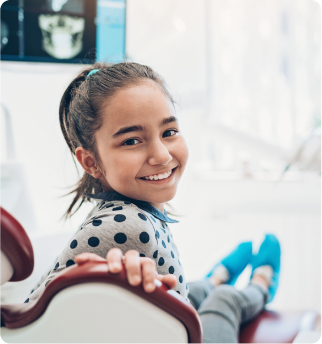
[0, 207, 34, 282]
[1, 250, 14, 285]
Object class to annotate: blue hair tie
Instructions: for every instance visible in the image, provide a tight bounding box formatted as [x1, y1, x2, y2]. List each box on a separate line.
[87, 69, 99, 78]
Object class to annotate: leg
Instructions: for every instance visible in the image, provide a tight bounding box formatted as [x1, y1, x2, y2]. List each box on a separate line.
[198, 284, 268, 343]
[187, 280, 214, 309]
[192, 241, 253, 308]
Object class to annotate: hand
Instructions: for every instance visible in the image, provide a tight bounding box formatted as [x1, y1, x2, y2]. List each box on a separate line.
[75, 249, 177, 293]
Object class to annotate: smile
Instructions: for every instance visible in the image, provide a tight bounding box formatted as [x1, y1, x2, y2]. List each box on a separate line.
[140, 167, 177, 181]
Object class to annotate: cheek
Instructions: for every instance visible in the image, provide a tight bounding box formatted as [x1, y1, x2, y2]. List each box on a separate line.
[104, 153, 139, 183]
[176, 137, 189, 166]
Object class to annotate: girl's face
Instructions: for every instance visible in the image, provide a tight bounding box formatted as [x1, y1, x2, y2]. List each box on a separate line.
[93, 80, 188, 212]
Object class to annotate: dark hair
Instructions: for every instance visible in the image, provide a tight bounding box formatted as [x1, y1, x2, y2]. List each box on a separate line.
[59, 62, 175, 218]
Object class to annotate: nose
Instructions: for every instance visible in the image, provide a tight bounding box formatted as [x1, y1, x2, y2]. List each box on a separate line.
[147, 139, 172, 166]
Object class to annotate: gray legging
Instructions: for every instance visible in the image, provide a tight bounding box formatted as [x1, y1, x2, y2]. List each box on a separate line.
[187, 281, 268, 343]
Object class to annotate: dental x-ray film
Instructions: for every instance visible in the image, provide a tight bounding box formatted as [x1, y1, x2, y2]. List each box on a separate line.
[1, 0, 126, 63]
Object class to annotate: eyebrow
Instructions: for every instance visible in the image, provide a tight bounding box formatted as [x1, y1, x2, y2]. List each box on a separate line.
[161, 115, 178, 127]
[112, 115, 178, 138]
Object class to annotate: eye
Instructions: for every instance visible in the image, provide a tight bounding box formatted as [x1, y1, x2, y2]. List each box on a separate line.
[123, 138, 140, 146]
[163, 129, 177, 138]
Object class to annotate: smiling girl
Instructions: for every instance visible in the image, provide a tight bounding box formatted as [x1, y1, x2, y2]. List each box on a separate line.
[27, 62, 280, 343]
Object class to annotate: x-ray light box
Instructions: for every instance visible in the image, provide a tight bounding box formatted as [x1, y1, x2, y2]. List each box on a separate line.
[1, 0, 126, 63]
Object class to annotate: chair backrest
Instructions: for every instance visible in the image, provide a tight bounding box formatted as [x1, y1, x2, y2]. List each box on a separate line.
[1, 261, 203, 343]
[1, 207, 34, 284]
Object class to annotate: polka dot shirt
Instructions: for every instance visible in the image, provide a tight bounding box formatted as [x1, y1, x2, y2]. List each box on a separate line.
[26, 195, 188, 303]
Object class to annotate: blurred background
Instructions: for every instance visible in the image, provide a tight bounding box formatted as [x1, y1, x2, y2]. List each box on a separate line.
[1, 0, 321, 314]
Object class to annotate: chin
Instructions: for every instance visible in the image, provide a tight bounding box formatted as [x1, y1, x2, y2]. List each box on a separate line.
[145, 190, 177, 204]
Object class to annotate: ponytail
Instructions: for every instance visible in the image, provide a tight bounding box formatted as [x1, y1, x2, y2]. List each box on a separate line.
[64, 172, 104, 219]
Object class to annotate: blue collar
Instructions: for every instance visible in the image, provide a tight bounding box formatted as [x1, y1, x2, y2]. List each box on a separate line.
[84, 191, 179, 224]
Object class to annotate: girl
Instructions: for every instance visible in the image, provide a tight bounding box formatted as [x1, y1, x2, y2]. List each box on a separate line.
[27, 62, 280, 343]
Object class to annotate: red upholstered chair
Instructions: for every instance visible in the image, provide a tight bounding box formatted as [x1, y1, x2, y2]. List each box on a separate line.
[0, 207, 320, 343]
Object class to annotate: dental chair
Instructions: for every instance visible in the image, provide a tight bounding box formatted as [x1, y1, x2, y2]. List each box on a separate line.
[1, 207, 320, 343]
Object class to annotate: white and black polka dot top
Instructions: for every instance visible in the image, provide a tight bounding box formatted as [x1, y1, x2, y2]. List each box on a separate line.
[26, 192, 188, 303]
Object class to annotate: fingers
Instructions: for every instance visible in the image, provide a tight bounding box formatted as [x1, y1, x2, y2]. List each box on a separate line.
[157, 274, 177, 289]
[109, 250, 158, 293]
[141, 258, 157, 293]
[106, 248, 123, 273]
[124, 250, 141, 286]
[124, 253, 158, 292]
[75, 252, 106, 264]
[77, 249, 173, 294]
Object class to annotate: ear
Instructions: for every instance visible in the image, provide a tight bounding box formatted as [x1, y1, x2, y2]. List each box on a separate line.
[75, 147, 102, 179]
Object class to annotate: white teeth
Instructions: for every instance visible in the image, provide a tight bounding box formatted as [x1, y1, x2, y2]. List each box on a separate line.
[143, 169, 173, 180]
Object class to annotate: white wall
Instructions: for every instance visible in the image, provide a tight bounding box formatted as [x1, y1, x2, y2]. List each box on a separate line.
[1, 62, 95, 233]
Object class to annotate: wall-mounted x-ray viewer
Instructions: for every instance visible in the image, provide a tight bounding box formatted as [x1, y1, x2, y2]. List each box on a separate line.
[1, 0, 126, 63]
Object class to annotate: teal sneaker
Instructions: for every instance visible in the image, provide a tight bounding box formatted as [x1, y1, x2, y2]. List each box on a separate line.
[251, 234, 281, 302]
[205, 242, 252, 285]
